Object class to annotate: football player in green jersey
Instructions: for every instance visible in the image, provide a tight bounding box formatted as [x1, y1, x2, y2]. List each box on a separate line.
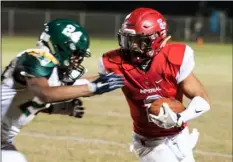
[1, 19, 124, 162]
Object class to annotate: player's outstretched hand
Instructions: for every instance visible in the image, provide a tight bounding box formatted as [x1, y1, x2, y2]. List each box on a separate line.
[70, 99, 85, 118]
[88, 72, 125, 94]
[39, 98, 85, 119]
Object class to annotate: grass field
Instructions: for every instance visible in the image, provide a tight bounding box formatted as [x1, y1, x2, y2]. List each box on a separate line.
[2, 36, 232, 162]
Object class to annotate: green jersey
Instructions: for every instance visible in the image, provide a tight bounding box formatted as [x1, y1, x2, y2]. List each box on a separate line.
[1, 48, 61, 147]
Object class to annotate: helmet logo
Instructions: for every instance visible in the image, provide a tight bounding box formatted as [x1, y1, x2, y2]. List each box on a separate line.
[70, 31, 83, 43]
[157, 19, 166, 30]
[62, 24, 76, 36]
[62, 24, 83, 43]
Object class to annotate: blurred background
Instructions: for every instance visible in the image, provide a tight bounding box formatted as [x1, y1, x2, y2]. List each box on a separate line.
[1, 1, 232, 43]
[1, 1, 232, 162]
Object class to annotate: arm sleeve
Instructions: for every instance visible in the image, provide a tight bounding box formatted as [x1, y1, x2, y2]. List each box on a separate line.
[176, 45, 195, 84]
[97, 56, 109, 75]
[180, 96, 210, 123]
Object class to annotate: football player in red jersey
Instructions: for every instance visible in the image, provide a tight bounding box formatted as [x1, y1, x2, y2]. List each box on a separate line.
[98, 8, 210, 162]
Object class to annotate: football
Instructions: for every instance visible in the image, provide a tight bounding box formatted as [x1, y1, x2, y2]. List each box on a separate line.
[148, 97, 185, 115]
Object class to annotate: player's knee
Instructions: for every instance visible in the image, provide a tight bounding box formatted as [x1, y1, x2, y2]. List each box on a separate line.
[2, 150, 28, 162]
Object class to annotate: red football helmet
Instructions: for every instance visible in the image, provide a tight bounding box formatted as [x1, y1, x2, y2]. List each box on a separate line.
[118, 8, 169, 64]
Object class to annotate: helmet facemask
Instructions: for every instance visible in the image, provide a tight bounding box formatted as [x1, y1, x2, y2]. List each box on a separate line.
[38, 19, 91, 84]
[57, 46, 91, 84]
[118, 31, 160, 66]
[37, 35, 91, 84]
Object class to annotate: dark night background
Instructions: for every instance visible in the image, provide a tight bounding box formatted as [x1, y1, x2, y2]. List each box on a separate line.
[2, 1, 233, 17]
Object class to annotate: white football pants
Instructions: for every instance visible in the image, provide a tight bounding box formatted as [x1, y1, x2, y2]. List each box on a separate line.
[131, 127, 199, 162]
[1, 150, 28, 162]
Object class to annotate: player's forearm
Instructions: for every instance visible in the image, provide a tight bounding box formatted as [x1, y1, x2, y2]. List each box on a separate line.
[80, 75, 99, 82]
[179, 96, 210, 123]
[71, 76, 99, 87]
[179, 73, 211, 123]
[39, 100, 72, 115]
[38, 85, 93, 103]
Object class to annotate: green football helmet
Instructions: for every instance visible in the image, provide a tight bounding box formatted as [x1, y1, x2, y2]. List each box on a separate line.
[37, 19, 91, 83]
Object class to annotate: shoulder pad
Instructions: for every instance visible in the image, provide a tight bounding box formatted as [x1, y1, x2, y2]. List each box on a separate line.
[15, 51, 56, 79]
[165, 43, 186, 66]
[25, 49, 59, 66]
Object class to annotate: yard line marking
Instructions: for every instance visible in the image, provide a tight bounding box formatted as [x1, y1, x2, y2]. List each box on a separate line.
[21, 132, 127, 148]
[20, 132, 232, 159]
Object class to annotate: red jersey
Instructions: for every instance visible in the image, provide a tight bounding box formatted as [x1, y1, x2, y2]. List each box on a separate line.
[98, 43, 195, 138]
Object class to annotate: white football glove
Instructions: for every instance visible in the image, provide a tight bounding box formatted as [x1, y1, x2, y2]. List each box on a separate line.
[149, 103, 184, 129]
